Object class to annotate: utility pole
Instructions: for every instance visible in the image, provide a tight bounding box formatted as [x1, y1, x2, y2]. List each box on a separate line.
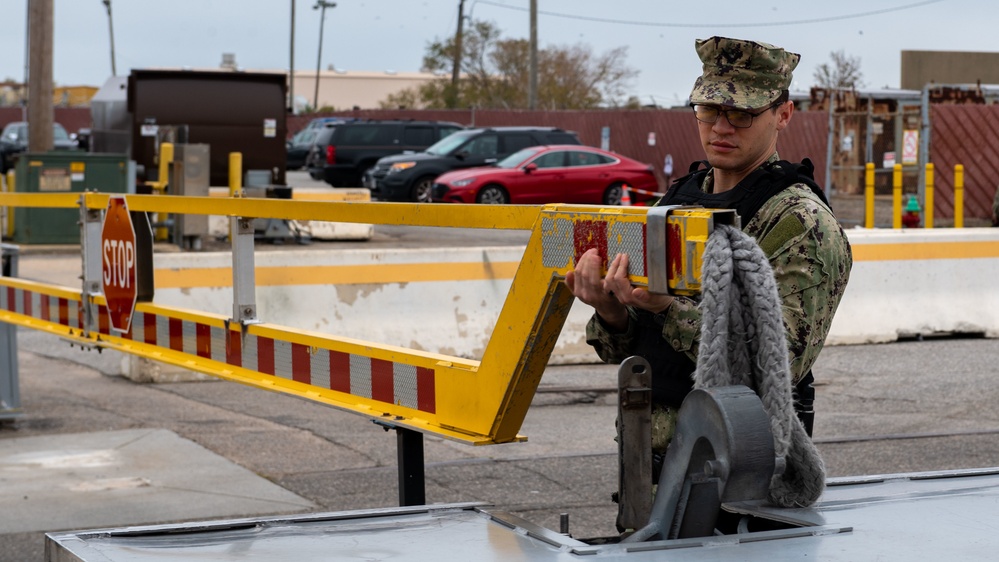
[28, 0, 54, 152]
[290, 0, 296, 113]
[449, 0, 465, 109]
[313, 1, 336, 111]
[101, 0, 117, 76]
[528, 0, 537, 110]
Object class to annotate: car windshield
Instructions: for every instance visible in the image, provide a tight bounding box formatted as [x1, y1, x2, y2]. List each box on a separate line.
[3, 123, 70, 142]
[496, 147, 544, 169]
[424, 130, 479, 156]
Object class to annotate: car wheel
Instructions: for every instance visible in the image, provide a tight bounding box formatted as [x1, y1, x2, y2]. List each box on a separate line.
[411, 176, 436, 202]
[308, 169, 322, 180]
[476, 184, 509, 204]
[358, 165, 374, 188]
[603, 182, 625, 205]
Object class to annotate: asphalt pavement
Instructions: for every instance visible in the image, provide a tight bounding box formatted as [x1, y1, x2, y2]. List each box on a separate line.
[5, 324, 999, 561]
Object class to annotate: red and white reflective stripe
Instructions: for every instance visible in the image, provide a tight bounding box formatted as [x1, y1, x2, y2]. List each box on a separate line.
[1, 286, 83, 330]
[0, 285, 436, 415]
[125, 309, 437, 414]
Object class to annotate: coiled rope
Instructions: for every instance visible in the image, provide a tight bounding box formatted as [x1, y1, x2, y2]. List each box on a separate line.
[694, 223, 825, 507]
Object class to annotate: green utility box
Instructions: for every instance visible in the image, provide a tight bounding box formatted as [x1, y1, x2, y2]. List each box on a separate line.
[12, 152, 132, 244]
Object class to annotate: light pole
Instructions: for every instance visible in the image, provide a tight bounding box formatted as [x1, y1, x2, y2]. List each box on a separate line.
[289, 1, 296, 113]
[101, 0, 117, 76]
[313, 0, 336, 111]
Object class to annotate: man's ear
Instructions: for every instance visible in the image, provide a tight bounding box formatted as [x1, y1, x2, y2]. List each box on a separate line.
[775, 101, 795, 131]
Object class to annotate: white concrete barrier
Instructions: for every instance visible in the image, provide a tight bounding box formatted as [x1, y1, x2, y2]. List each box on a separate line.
[828, 227, 999, 343]
[207, 187, 374, 241]
[148, 227, 999, 371]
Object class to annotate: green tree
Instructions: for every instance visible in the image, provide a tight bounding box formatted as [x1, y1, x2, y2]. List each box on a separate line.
[380, 20, 638, 110]
[813, 50, 864, 89]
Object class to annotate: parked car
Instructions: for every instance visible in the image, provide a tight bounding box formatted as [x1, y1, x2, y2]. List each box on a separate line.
[0, 121, 79, 173]
[431, 145, 658, 205]
[304, 125, 338, 180]
[365, 127, 581, 202]
[286, 127, 320, 170]
[308, 120, 463, 188]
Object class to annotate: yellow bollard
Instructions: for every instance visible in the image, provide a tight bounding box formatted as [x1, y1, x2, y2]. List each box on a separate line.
[864, 162, 875, 228]
[3, 170, 14, 239]
[892, 164, 903, 229]
[924, 163, 934, 229]
[229, 152, 243, 197]
[954, 164, 964, 228]
[154, 142, 175, 241]
[157, 142, 174, 194]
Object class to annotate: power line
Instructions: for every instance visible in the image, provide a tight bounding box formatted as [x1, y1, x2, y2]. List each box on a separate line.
[474, 0, 944, 28]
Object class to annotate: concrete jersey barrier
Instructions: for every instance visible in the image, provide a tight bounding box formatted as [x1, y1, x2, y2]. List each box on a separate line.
[147, 228, 999, 373]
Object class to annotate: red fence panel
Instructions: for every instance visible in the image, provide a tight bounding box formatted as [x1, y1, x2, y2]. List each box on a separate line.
[930, 105, 999, 220]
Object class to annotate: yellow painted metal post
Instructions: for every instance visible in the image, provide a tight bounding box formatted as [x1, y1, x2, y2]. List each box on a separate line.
[229, 152, 243, 196]
[864, 162, 875, 228]
[3, 170, 13, 238]
[157, 143, 174, 193]
[892, 164, 903, 229]
[924, 163, 934, 229]
[155, 143, 175, 241]
[954, 164, 964, 228]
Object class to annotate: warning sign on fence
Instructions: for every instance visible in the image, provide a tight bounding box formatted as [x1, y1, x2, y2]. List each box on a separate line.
[903, 130, 919, 164]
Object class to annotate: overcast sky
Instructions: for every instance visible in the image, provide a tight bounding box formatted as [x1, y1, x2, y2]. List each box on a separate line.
[0, 0, 991, 107]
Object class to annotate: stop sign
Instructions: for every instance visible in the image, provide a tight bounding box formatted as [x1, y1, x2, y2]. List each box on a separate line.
[101, 196, 138, 333]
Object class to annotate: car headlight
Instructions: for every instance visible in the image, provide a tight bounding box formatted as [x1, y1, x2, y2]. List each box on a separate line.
[452, 177, 476, 187]
[388, 162, 416, 174]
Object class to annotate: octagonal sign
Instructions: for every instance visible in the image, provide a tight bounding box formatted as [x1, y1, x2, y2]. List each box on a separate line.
[101, 196, 137, 333]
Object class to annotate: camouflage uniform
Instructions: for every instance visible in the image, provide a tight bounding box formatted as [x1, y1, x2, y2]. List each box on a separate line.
[585, 37, 853, 450]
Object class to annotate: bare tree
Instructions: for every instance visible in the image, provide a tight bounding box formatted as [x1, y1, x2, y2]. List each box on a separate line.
[380, 20, 637, 110]
[813, 50, 864, 89]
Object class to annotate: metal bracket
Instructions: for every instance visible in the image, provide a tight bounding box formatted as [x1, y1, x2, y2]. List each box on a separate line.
[231, 216, 258, 324]
[616, 356, 652, 533]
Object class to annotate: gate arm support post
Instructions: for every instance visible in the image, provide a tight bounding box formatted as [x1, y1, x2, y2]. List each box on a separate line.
[1, 244, 21, 422]
[396, 426, 426, 506]
[80, 195, 103, 337]
[231, 216, 258, 323]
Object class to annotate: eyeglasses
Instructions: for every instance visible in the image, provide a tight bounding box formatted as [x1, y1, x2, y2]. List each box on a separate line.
[691, 102, 780, 129]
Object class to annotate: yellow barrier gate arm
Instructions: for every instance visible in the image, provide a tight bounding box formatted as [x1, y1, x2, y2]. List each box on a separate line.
[0, 192, 732, 445]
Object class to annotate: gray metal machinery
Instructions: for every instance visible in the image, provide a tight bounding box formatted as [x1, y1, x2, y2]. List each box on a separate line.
[171, 143, 210, 250]
[0, 243, 21, 423]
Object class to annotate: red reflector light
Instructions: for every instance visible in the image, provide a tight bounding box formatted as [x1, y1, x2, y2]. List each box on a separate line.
[326, 145, 336, 165]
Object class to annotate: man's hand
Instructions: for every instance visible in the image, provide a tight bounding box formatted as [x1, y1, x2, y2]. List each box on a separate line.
[603, 253, 675, 315]
[564, 248, 629, 330]
[565, 250, 674, 331]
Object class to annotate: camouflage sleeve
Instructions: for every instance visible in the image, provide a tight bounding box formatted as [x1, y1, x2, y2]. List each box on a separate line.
[749, 185, 853, 383]
[584, 311, 637, 364]
[661, 296, 701, 363]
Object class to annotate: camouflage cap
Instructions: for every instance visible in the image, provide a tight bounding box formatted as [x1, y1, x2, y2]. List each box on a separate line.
[689, 36, 800, 110]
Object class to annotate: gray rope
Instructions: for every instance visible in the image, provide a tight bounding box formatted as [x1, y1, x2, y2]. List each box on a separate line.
[694, 224, 825, 507]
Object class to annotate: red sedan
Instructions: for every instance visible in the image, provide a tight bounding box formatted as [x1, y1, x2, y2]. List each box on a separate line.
[431, 145, 660, 205]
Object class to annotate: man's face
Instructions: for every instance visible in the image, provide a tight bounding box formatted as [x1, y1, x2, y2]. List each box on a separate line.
[696, 101, 794, 173]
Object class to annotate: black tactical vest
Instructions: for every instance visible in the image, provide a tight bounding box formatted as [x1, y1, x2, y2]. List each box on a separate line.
[635, 159, 826, 433]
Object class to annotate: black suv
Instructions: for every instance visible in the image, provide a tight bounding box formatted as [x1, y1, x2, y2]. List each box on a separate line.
[365, 127, 581, 202]
[307, 120, 463, 187]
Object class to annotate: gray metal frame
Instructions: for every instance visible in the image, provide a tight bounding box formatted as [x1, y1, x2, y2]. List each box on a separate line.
[0, 243, 21, 421]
